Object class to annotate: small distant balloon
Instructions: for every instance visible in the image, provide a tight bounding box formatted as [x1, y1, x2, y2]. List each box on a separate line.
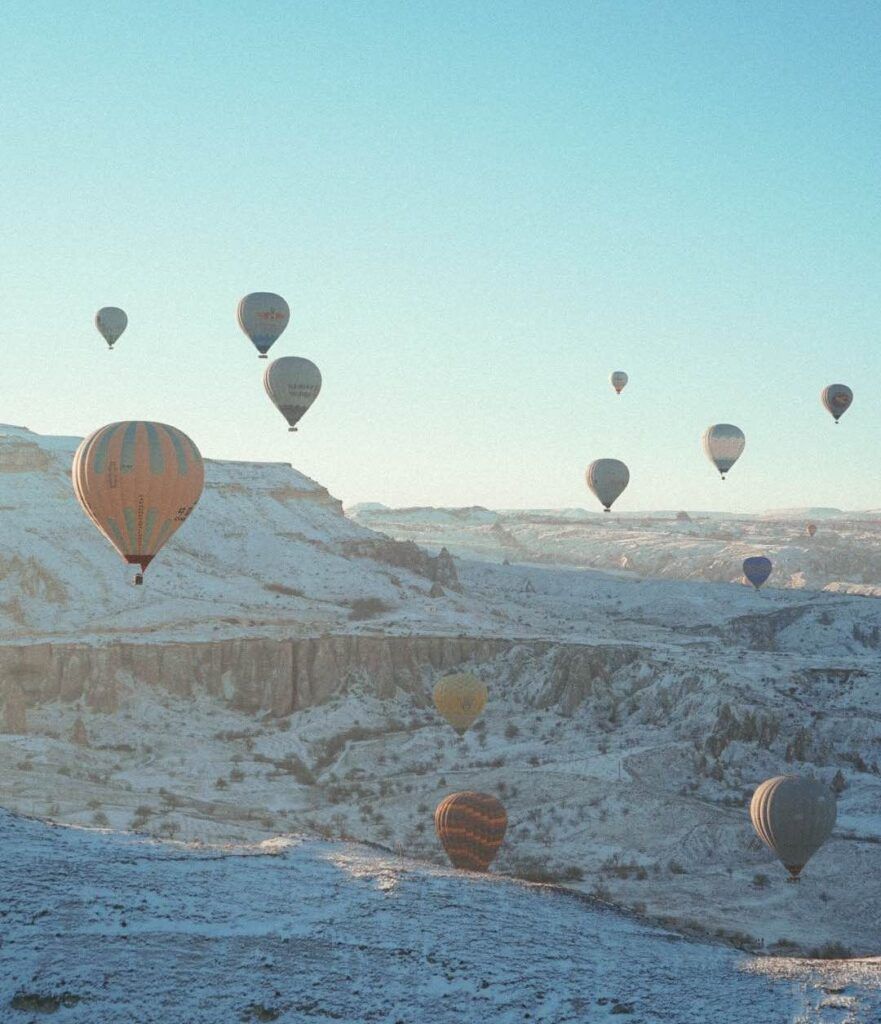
[435, 792, 507, 871]
[433, 673, 487, 735]
[263, 357, 322, 431]
[610, 371, 628, 395]
[237, 292, 290, 358]
[702, 424, 745, 480]
[806, 523, 817, 538]
[743, 556, 772, 590]
[821, 384, 852, 424]
[585, 459, 629, 512]
[750, 774, 836, 879]
[95, 307, 127, 350]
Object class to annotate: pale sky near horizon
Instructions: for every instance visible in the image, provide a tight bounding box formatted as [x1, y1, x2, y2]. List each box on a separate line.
[1, 1, 880, 512]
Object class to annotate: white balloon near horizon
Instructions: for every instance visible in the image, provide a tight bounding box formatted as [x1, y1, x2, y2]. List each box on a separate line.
[585, 458, 630, 511]
[702, 424, 745, 480]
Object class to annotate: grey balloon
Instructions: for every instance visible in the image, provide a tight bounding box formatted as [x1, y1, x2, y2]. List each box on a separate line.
[95, 307, 128, 350]
[821, 384, 853, 423]
[263, 356, 322, 431]
[585, 458, 630, 512]
[750, 774, 836, 879]
[702, 424, 745, 480]
[237, 292, 290, 358]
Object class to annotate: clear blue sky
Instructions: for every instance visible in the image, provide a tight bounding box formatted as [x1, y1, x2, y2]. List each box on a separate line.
[1, 1, 880, 511]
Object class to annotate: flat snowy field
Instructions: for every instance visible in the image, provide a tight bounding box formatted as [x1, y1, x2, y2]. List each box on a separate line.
[2, 810, 879, 1024]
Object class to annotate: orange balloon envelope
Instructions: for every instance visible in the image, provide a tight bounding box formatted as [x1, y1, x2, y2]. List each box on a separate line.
[435, 791, 507, 871]
[72, 421, 204, 584]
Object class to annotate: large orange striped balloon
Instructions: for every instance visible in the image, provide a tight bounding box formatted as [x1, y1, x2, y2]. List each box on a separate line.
[72, 422, 204, 583]
[435, 791, 507, 872]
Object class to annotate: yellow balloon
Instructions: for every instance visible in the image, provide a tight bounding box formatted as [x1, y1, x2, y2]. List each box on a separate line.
[433, 673, 488, 735]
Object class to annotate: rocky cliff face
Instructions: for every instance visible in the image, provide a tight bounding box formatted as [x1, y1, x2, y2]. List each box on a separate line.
[0, 632, 661, 722]
[0, 634, 560, 717]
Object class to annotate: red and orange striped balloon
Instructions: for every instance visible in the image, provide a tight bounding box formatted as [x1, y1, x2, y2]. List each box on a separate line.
[435, 791, 507, 872]
[72, 421, 204, 583]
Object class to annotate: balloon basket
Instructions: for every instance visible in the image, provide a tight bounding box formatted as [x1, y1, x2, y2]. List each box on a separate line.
[259, 354, 268, 359]
[134, 573, 144, 586]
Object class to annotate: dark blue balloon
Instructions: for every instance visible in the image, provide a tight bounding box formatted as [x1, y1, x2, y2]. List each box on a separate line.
[743, 556, 772, 590]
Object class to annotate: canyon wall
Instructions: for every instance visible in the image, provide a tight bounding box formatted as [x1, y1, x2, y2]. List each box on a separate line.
[0, 635, 649, 718]
[0, 635, 530, 716]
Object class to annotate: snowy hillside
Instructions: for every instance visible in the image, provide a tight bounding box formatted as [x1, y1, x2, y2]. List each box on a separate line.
[350, 503, 881, 592]
[2, 809, 879, 1023]
[0, 424, 486, 642]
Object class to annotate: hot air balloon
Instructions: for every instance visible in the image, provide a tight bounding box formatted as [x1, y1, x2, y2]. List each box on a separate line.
[743, 556, 772, 590]
[72, 421, 204, 585]
[610, 371, 628, 395]
[95, 307, 127, 350]
[433, 673, 487, 735]
[263, 357, 322, 431]
[821, 384, 853, 424]
[586, 459, 629, 512]
[750, 775, 836, 880]
[806, 523, 817, 538]
[435, 792, 507, 871]
[237, 292, 290, 358]
[702, 424, 745, 480]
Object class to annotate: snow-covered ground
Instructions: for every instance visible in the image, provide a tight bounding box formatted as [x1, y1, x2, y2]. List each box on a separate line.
[2, 424, 881, 1000]
[0, 424, 492, 643]
[3, 611, 881, 956]
[349, 502, 881, 594]
[2, 809, 879, 1023]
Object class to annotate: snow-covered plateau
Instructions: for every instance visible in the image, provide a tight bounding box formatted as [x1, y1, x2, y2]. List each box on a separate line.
[348, 502, 881, 595]
[2, 424, 881, 1020]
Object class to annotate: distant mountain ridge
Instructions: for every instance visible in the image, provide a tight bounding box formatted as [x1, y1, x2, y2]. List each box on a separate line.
[351, 500, 881, 590]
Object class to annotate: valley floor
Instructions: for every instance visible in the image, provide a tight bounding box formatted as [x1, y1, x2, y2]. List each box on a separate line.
[2, 810, 879, 1024]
